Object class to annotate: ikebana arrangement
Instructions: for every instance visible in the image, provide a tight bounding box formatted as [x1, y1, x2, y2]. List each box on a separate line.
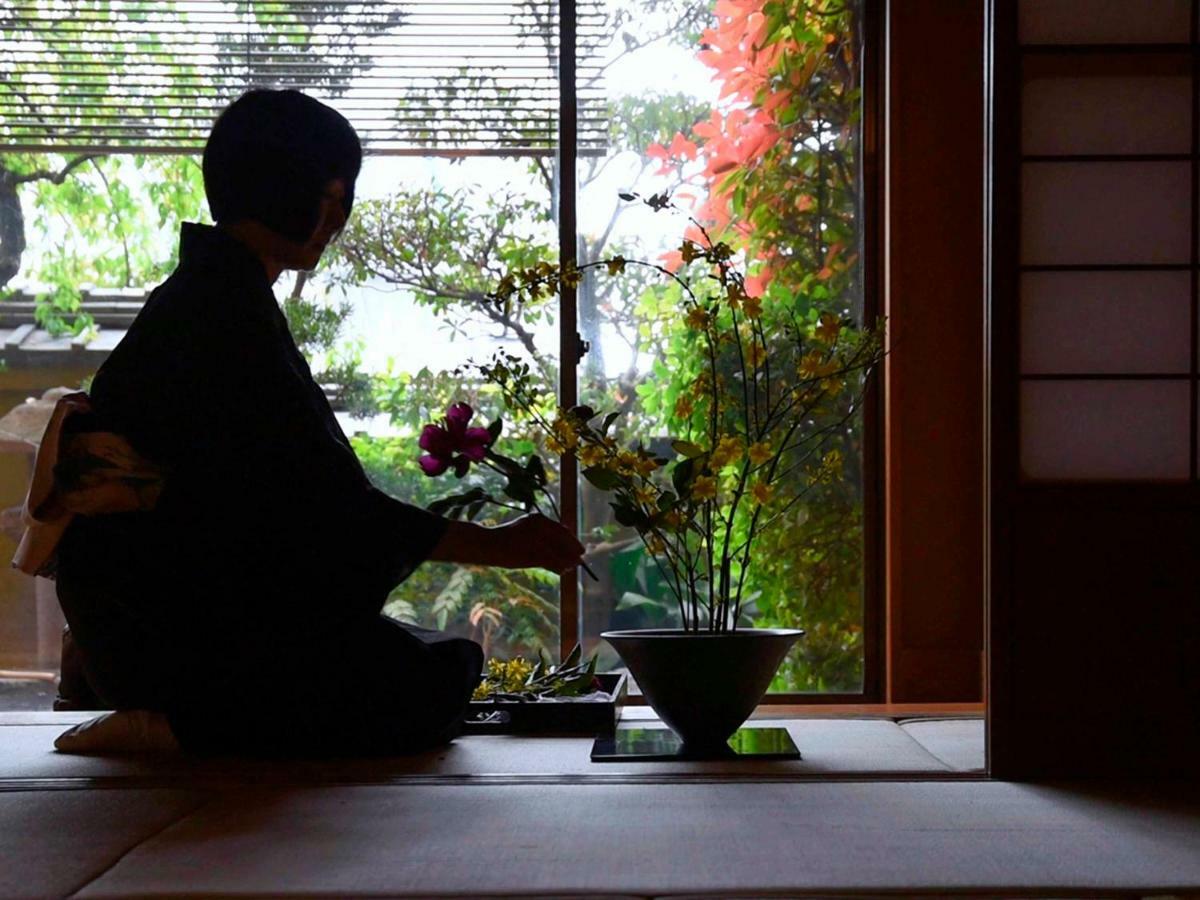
[470, 643, 601, 703]
[420, 192, 885, 753]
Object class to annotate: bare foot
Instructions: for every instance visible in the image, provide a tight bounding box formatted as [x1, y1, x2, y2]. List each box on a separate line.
[54, 710, 180, 755]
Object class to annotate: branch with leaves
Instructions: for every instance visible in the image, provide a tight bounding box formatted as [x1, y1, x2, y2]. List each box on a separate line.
[433, 193, 885, 633]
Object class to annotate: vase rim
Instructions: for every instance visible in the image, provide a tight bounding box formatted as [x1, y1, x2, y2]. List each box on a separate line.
[601, 627, 805, 640]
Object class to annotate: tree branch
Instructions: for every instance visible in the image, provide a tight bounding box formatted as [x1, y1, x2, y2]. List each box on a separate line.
[11, 155, 98, 187]
[88, 159, 132, 287]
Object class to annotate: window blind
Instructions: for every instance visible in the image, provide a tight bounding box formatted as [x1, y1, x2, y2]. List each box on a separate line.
[0, 0, 607, 156]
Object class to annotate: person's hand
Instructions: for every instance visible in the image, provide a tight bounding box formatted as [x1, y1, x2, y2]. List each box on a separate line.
[491, 514, 586, 574]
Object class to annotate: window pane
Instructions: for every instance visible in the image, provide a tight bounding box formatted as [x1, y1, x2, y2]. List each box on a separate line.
[0, 151, 564, 693]
[0, 57, 566, 704]
[575, 0, 869, 693]
[320, 157, 562, 662]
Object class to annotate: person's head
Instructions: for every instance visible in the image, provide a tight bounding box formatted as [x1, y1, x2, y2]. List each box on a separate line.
[203, 89, 362, 272]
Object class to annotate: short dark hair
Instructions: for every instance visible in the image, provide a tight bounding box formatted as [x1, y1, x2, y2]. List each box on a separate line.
[202, 89, 362, 241]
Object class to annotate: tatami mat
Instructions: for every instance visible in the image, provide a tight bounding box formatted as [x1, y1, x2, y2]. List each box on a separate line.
[0, 788, 209, 900]
[70, 781, 1200, 898]
[0, 715, 959, 780]
[1, 715, 1195, 898]
[898, 717, 986, 772]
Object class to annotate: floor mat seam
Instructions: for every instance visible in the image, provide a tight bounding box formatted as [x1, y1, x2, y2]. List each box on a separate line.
[63, 790, 218, 900]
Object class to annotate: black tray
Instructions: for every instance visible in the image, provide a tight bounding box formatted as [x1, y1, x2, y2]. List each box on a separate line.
[591, 726, 801, 761]
[462, 671, 628, 735]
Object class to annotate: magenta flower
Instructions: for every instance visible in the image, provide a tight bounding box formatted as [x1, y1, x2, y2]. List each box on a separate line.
[419, 402, 493, 477]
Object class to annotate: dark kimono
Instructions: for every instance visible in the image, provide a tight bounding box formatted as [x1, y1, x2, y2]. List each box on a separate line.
[56, 223, 481, 756]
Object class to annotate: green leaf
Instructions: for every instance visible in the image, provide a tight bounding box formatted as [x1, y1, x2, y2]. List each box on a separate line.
[487, 452, 526, 477]
[610, 501, 648, 528]
[672, 458, 696, 495]
[487, 418, 503, 442]
[502, 476, 537, 508]
[427, 487, 487, 516]
[524, 454, 547, 487]
[561, 643, 581, 670]
[671, 440, 704, 458]
[582, 466, 622, 490]
[616, 591, 666, 611]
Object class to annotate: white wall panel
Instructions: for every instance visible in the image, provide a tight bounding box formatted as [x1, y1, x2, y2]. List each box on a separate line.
[1022, 77, 1192, 155]
[1021, 162, 1191, 265]
[1019, 0, 1191, 45]
[1020, 380, 1190, 480]
[1021, 271, 1191, 374]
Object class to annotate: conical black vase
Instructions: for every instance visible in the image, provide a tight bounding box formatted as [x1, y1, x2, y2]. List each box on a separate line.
[601, 628, 804, 754]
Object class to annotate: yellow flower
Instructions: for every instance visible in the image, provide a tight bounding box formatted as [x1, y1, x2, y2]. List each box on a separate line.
[605, 255, 626, 276]
[502, 658, 534, 690]
[725, 281, 747, 311]
[810, 449, 844, 485]
[742, 294, 763, 318]
[616, 450, 640, 475]
[550, 415, 579, 450]
[749, 480, 775, 505]
[748, 441, 773, 466]
[634, 454, 659, 477]
[746, 341, 767, 368]
[578, 443, 607, 467]
[645, 534, 666, 555]
[820, 377, 845, 396]
[561, 265, 582, 289]
[662, 509, 686, 531]
[685, 306, 710, 330]
[673, 394, 695, 418]
[474, 657, 536, 699]
[547, 435, 567, 455]
[799, 351, 836, 380]
[815, 313, 842, 344]
[634, 484, 658, 506]
[692, 475, 718, 500]
[680, 240, 702, 263]
[709, 434, 742, 469]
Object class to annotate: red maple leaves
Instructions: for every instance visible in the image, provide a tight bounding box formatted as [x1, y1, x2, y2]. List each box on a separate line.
[649, 0, 849, 290]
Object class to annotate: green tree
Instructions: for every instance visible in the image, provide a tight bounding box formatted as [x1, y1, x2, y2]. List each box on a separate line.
[0, 0, 405, 325]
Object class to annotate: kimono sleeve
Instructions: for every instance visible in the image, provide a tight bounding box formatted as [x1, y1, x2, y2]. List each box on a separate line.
[124, 297, 447, 600]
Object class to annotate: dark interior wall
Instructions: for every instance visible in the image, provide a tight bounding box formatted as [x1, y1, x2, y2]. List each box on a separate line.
[989, 0, 1200, 777]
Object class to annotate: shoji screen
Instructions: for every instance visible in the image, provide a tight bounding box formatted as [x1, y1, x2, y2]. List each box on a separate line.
[1018, 0, 1196, 480]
